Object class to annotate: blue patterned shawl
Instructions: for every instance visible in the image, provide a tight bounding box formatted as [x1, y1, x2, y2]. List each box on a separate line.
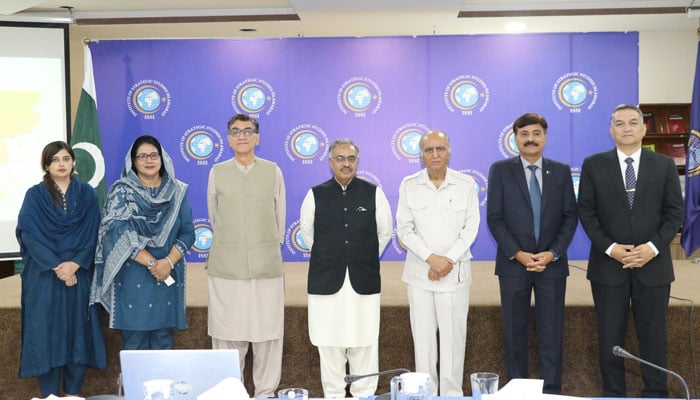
[90, 146, 188, 308]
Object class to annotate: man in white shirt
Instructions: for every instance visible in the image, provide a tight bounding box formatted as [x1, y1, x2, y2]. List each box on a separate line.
[396, 130, 480, 396]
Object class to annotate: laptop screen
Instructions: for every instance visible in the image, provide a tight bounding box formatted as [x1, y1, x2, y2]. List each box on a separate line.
[119, 349, 241, 400]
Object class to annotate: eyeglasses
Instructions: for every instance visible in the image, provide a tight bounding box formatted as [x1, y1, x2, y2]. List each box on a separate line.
[229, 128, 258, 137]
[135, 152, 160, 162]
[422, 146, 448, 154]
[331, 155, 358, 163]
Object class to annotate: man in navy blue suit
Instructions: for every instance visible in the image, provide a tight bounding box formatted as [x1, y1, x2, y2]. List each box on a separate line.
[578, 104, 683, 397]
[487, 113, 578, 394]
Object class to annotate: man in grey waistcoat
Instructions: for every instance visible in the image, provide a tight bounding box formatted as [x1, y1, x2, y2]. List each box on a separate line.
[206, 114, 286, 398]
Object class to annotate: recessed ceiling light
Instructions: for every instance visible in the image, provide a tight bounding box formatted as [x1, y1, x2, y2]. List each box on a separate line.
[504, 22, 526, 33]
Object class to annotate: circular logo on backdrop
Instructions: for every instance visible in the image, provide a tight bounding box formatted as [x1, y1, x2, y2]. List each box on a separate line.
[337, 77, 382, 117]
[497, 123, 519, 158]
[390, 228, 407, 257]
[285, 220, 311, 257]
[179, 125, 225, 166]
[191, 219, 212, 260]
[356, 170, 383, 187]
[552, 72, 598, 112]
[570, 167, 581, 200]
[231, 78, 276, 117]
[127, 80, 171, 119]
[284, 124, 329, 164]
[460, 168, 488, 207]
[687, 131, 700, 178]
[444, 74, 490, 115]
[391, 122, 430, 163]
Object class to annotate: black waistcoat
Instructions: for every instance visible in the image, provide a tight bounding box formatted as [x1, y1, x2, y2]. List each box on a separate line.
[308, 178, 380, 295]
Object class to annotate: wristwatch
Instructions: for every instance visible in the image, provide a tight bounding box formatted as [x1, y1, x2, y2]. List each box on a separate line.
[550, 249, 560, 261]
[147, 258, 156, 267]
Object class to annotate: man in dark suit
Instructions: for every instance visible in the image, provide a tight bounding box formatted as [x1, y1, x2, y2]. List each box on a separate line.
[578, 104, 684, 397]
[487, 113, 578, 394]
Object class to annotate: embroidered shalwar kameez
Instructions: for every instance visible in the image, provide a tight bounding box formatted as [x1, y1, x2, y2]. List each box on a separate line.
[91, 148, 194, 347]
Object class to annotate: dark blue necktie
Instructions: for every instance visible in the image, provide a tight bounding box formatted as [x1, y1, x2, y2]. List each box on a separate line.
[625, 157, 636, 208]
[528, 165, 541, 241]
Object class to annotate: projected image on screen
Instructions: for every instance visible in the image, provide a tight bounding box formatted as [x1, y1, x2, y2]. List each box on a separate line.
[0, 25, 67, 255]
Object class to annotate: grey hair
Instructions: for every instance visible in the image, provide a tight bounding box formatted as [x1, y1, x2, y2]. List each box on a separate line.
[610, 104, 643, 125]
[328, 138, 359, 155]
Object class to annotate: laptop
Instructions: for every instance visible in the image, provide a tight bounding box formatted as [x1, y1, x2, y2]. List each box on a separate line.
[119, 349, 241, 400]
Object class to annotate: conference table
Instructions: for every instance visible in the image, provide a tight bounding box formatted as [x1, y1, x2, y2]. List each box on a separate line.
[358, 397, 689, 400]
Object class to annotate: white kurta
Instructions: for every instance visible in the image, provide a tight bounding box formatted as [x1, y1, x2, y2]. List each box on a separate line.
[299, 181, 393, 347]
[208, 275, 284, 341]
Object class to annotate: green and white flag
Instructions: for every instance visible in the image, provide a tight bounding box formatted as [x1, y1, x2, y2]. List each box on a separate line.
[70, 45, 106, 209]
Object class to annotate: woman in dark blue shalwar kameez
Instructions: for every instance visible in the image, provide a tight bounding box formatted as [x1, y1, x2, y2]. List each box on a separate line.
[91, 135, 194, 350]
[16, 141, 106, 398]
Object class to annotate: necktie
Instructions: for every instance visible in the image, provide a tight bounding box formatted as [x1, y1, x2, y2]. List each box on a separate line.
[625, 157, 636, 208]
[528, 165, 541, 241]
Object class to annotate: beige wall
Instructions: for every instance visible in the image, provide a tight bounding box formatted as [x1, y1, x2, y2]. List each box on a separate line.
[639, 30, 699, 103]
[67, 24, 699, 127]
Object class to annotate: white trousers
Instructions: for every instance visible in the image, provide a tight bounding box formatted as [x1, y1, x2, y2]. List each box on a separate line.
[407, 284, 470, 396]
[318, 342, 378, 398]
[212, 337, 283, 398]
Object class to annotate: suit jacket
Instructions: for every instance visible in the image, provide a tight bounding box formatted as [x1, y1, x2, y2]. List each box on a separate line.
[578, 148, 684, 286]
[487, 156, 578, 278]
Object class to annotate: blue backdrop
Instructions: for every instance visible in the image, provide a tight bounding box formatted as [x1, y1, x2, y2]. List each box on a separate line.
[89, 32, 639, 262]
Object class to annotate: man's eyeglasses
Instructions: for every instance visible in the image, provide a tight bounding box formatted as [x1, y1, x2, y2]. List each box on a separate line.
[331, 155, 358, 163]
[135, 152, 160, 162]
[422, 146, 448, 155]
[229, 128, 258, 137]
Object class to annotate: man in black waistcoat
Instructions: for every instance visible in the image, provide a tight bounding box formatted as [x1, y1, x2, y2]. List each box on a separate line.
[300, 138, 393, 398]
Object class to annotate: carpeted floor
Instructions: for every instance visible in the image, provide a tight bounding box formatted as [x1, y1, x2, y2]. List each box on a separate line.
[0, 261, 698, 399]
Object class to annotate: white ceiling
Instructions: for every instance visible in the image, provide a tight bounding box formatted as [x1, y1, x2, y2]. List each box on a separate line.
[1, 0, 699, 36]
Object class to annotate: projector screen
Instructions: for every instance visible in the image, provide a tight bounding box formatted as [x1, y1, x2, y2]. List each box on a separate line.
[0, 23, 69, 257]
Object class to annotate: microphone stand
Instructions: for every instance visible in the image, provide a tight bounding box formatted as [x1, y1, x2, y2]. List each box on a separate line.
[612, 346, 691, 400]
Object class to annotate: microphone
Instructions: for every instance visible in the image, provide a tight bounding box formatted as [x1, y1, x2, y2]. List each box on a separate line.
[612, 346, 690, 400]
[344, 368, 411, 384]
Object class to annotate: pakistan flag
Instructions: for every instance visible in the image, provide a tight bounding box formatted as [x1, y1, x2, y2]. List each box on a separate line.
[70, 45, 106, 209]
